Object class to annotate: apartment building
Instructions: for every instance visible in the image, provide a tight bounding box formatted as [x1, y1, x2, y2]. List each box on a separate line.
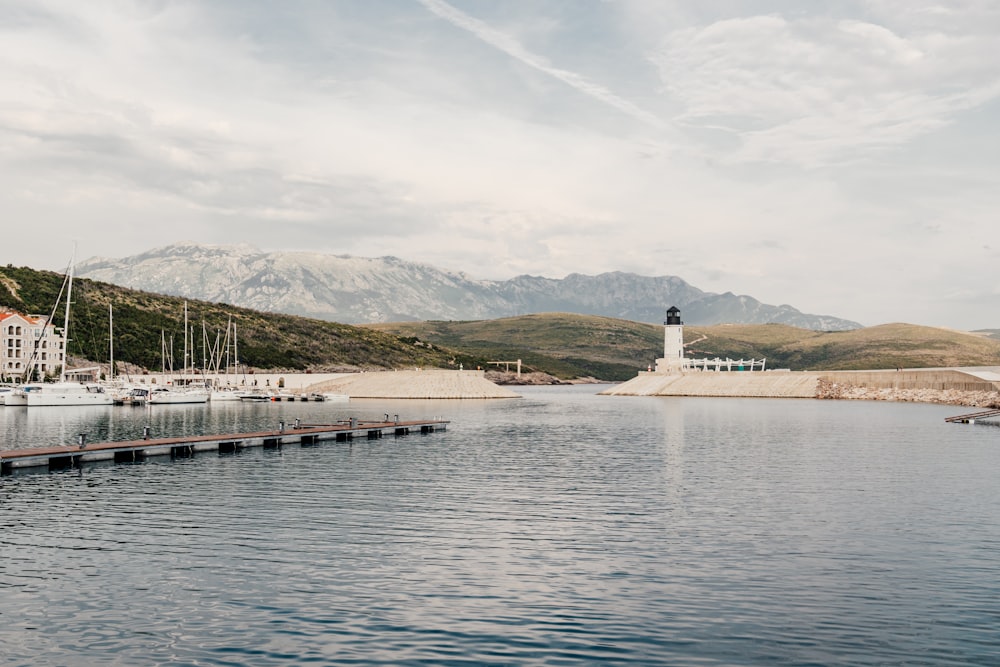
[0, 311, 66, 382]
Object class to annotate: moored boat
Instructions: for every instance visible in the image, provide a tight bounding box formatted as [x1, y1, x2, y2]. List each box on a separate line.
[2, 384, 41, 406]
[25, 381, 114, 407]
[115, 386, 149, 406]
[208, 386, 245, 402]
[147, 385, 210, 405]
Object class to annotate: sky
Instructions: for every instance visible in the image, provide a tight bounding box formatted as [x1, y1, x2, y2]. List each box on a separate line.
[2, 1, 999, 330]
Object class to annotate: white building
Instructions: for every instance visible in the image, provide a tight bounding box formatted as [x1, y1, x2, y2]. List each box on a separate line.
[655, 306, 685, 373]
[0, 311, 66, 382]
[653, 306, 766, 374]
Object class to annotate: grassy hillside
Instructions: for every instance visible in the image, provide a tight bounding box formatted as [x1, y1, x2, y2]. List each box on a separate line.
[0, 265, 481, 374]
[368, 315, 1000, 380]
[369, 313, 658, 381]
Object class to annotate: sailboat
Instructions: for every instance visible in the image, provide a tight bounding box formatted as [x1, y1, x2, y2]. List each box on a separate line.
[23, 249, 113, 407]
[209, 317, 247, 402]
[147, 302, 209, 405]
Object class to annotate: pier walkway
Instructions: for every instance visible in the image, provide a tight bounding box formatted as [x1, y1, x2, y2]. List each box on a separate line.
[0, 418, 448, 475]
[944, 408, 1000, 424]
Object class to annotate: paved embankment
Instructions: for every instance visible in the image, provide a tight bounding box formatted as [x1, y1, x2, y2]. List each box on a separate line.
[599, 372, 823, 398]
[305, 369, 521, 399]
[601, 368, 1000, 407]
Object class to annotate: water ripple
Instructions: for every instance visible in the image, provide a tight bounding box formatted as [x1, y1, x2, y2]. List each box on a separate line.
[2, 389, 999, 665]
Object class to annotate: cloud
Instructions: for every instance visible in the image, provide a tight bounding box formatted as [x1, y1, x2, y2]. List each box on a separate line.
[651, 11, 1000, 166]
[417, 0, 666, 130]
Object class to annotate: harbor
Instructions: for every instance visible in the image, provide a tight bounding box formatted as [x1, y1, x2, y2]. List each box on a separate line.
[3, 387, 998, 666]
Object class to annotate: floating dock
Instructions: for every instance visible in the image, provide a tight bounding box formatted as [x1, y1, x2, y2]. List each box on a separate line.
[0, 418, 448, 475]
[944, 408, 1000, 424]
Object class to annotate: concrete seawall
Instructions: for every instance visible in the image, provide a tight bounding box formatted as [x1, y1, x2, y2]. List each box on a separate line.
[108, 370, 521, 399]
[601, 367, 1000, 407]
[818, 370, 1000, 392]
[305, 369, 522, 399]
[599, 372, 823, 398]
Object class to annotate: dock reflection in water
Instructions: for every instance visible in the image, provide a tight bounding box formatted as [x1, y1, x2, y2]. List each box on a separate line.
[1, 386, 999, 666]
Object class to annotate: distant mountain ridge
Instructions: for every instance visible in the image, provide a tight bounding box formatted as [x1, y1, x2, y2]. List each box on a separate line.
[76, 242, 862, 330]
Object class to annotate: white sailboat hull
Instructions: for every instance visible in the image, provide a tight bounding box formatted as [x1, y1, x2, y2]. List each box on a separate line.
[209, 389, 245, 402]
[24, 383, 114, 407]
[147, 388, 210, 404]
[3, 391, 29, 406]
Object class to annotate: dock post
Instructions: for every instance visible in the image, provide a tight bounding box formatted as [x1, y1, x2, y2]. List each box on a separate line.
[78, 433, 87, 449]
[143, 426, 151, 440]
[278, 421, 285, 432]
[294, 418, 301, 429]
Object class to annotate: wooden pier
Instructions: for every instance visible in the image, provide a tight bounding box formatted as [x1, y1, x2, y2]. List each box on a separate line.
[944, 408, 1000, 424]
[0, 418, 448, 475]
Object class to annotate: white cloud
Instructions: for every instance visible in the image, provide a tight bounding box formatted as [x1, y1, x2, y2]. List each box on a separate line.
[417, 0, 667, 130]
[652, 11, 1000, 166]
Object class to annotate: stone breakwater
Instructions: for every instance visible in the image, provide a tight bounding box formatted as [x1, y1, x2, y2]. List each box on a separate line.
[816, 379, 1000, 408]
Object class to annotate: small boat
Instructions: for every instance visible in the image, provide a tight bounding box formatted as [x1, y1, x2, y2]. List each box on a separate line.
[209, 386, 245, 402]
[115, 387, 149, 406]
[147, 386, 210, 405]
[322, 393, 350, 403]
[239, 392, 271, 402]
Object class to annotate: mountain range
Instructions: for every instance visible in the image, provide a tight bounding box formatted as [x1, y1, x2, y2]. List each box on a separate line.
[75, 242, 862, 330]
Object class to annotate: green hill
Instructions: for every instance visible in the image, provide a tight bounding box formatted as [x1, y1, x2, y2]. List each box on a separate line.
[0, 265, 478, 375]
[368, 315, 1000, 380]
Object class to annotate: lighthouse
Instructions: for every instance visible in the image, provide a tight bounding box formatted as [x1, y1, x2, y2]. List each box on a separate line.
[655, 306, 685, 373]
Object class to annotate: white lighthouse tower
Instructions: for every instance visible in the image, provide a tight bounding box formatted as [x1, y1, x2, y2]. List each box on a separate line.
[655, 306, 685, 373]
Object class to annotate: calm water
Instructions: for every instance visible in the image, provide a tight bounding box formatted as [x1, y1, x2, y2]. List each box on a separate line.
[1, 387, 998, 666]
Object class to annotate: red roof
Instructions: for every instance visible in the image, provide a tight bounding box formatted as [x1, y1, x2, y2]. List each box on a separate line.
[0, 312, 47, 325]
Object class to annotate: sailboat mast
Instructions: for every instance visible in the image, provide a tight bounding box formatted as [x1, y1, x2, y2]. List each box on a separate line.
[60, 247, 75, 383]
[234, 320, 240, 379]
[109, 303, 114, 382]
[183, 302, 188, 380]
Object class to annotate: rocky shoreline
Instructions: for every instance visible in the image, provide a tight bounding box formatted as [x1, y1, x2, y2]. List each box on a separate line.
[816, 379, 1000, 408]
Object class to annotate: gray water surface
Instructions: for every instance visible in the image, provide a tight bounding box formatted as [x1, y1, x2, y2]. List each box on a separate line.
[1, 387, 998, 665]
